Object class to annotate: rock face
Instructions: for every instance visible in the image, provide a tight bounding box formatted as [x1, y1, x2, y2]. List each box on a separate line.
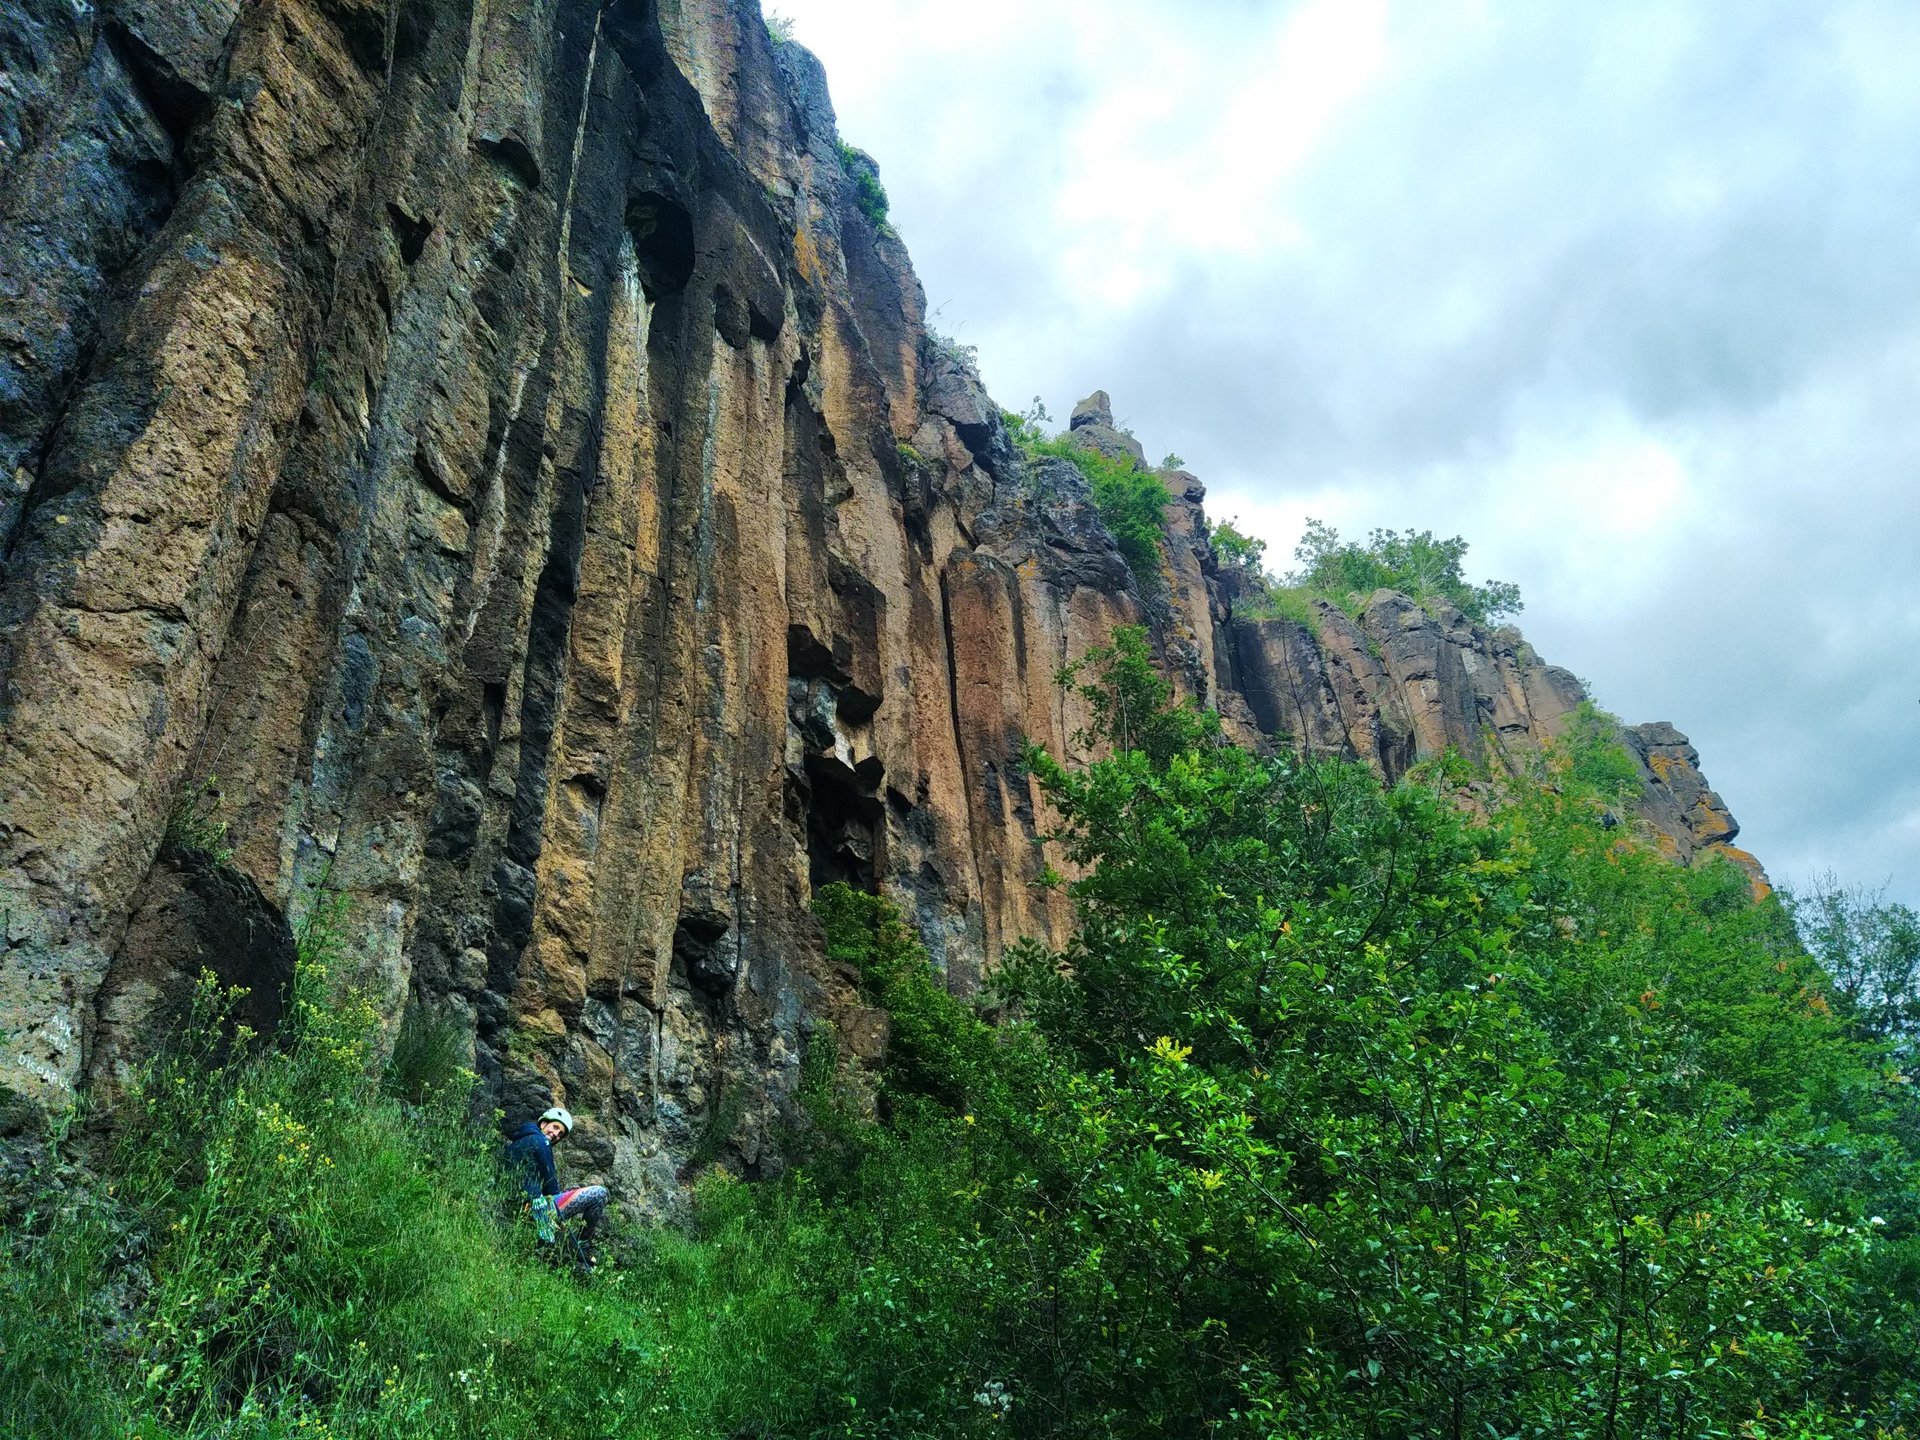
[91, 841, 299, 1097]
[1067, 389, 1147, 468]
[1223, 592, 1588, 781]
[1626, 722, 1768, 893]
[0, 0, 1761, 1191]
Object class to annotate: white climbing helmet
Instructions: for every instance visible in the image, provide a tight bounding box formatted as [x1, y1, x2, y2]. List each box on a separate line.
[539, 1106, 575, 1136]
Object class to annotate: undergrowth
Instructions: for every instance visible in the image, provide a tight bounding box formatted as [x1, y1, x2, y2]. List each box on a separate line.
[0, 940, 838, 1439]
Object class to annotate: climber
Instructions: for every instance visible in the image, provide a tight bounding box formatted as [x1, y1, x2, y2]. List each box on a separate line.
[503, 1105, 608, 1274]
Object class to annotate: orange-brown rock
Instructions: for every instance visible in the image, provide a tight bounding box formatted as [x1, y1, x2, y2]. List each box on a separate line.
[0, 0, 1760, 1199]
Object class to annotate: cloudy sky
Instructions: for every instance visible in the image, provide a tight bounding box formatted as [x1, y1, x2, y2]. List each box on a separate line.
[772, 0, 1920, 907]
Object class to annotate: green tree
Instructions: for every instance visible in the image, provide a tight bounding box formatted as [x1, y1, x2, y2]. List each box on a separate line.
[1289, 517, 1524, 624]
[990, 628, 1919, 1435]
[1209, 518, 1268, 573]
[1788, 874, 1920, 1056]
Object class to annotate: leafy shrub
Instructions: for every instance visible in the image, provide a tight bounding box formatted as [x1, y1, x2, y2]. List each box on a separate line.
[926, 325, 977, 370]
[1027, 435, 1169, 592]
[1209, 517, 1267, 572]
[1405, 742, 1484, 788]
[746, 628, 1920, 1437]
[1288, 515, 1524, 623]
[1555, 698, 1646, 803]
[836, 141, 891, 231]
[814, 883, 1005, 1111]
[1000, 396, 1051, 451]
[165, 774, 233, 864]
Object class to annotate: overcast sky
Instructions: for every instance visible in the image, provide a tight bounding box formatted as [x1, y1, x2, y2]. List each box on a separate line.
[772, 0, 1920, 908]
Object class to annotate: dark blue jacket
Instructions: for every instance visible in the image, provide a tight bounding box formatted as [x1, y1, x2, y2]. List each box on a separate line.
[504, 1120, 560, 1200]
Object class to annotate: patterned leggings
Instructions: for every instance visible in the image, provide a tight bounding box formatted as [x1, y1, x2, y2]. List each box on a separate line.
[554, 1185, 608, 1241]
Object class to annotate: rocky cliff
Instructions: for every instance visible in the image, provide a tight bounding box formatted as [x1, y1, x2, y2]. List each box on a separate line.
[0, 0, 1757, 1197]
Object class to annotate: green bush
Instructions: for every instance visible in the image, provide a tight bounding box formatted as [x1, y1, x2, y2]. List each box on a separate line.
[1209, 518, 1268, 573]
[770, 628, 1920, 1436]
[1027, 633, 1917, 1433]
[2, 958, 621, 1437]
[836, 141, 891, 232]
[1000, 397, 1051, 451]
[1027, 435, 1169, 592]
[1288, 516, 1524, 623]
[814, 885, 1007, 1113]
[1556, 698, 1646, 803]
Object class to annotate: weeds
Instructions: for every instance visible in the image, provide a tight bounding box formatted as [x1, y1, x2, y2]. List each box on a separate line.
[1231, 581, 1320, 629]
[836, 141, 892, 233]
[383, 1005, 472, 1106]
[0, 945, 839, 1438]
[165, 775, 233, 865]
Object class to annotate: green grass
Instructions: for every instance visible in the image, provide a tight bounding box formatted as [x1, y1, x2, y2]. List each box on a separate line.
[0, 951, 846, 1439]
[164, 774, 233, 864]
[1229, 581, 1319, 629]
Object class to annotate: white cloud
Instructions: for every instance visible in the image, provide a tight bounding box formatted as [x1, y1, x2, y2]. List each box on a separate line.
[773, 0, 1920, 906]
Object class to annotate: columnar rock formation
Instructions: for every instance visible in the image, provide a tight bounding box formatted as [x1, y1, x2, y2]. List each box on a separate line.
[0, 0, 1758, 1197]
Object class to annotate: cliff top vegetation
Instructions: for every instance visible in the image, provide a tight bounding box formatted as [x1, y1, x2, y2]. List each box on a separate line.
[1214, 515, 1525, 627]
[1004, 401, 1172, 592]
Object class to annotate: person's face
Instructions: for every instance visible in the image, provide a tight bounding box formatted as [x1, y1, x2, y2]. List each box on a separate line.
[539, 1119, 567, 1143]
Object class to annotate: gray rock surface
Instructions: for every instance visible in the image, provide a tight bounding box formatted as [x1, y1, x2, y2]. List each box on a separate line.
[1066, 389, 1148, 468]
